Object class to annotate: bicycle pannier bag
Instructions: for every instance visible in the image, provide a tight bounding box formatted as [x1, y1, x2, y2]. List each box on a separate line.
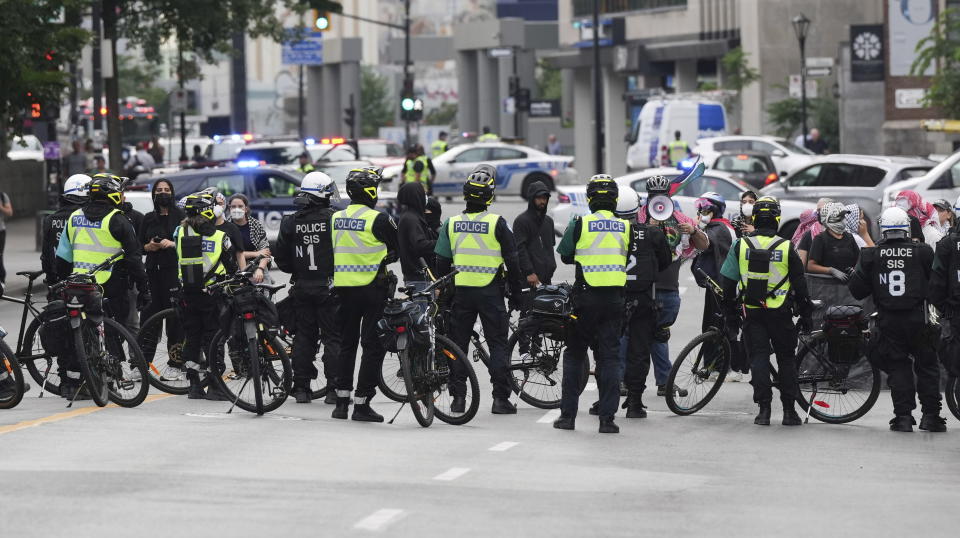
[824, 305, 865, 364]
[38, 300, 72, 355]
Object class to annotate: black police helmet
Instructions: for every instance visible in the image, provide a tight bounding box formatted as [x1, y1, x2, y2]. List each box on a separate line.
[183, 192, 217, 220]
[345, 167, 382, 204]
[463, 169, 496, 206]
[752, 195, 781, 226]
[87, 173, 124, 207]
[586, 174, 618, 209]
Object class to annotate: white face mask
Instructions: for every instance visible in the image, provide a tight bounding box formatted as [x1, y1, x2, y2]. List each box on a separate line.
[741, 203, 754, 217]
[698, 214, 712, 227]
[895, 199, 911, 212]
[213, 205, 224, 218]
[229, 208, 245, 220]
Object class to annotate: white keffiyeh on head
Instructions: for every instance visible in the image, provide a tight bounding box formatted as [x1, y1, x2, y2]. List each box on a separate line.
[819, 202, 848, 235]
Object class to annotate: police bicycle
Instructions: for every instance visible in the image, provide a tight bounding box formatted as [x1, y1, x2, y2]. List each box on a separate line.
[378, 266, 480, 427]
[205, 257, 292, 415]
[1, 270, 63, 395]
[45, 252, 150, 408]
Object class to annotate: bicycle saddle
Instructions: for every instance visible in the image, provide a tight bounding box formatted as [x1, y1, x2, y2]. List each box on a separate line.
[255, 283, 286, 293]
[17, 270, 44, 280]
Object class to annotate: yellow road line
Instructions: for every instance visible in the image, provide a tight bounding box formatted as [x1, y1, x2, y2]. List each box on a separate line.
[0, 393, 174, 436]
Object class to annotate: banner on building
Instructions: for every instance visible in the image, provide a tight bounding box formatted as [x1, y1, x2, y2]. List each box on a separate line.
[850, 24, 884, 82]
[888, 0, 935, 77]
[528, 100, 560, 118]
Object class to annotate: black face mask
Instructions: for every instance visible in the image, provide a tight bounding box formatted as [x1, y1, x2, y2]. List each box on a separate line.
[154, 193, 172, 207]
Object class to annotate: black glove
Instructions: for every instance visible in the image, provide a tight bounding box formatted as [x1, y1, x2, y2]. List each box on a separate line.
[137, 289, 152, 311]
[508, 297, 521, 313]
[797, 315, 813, 333]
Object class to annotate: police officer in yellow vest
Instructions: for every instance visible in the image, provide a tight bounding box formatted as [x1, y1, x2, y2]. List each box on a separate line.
[719, 196, 813, 426]
[401, 146, 432, 193]
[431, 131, 448, 157]
[298, 151, 316, 175]
[477, 126, 499, 142]
[667, 130, 691, 166]
[553, 175, 630, 434]
[55, 174, 150, 399]
[175, 192, 238, 400]
[435, 164, 524, 415]
[331, 167, 399, 422]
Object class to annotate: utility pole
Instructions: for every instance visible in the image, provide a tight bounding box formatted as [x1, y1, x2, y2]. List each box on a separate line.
[403, 0, 411, 146]
[592, 0, 603, 173]
[512, 49, 519, 139]
[298, 64, 304, 140]
[231, 32, 248, 134]
[91, 0, 102, 132]
[178, 44, 187, 162]
[102, 0, 122, 172]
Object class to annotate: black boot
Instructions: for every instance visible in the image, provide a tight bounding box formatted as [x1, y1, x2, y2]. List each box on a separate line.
[553, 415, 575, 430]
[782, 407, 802, 426]
[187, 373, 205, 400]
[919, 413, 947, 432]
[352, 401, 384, 423]
[204, 383, 230, 401]
[624, 395, 647, 419]
[332, 396, 350, 419]
[588, 401, 600, 416]
[491, 397, 517, 415]
[754, 402, 771, 426]
[324, 392, 337, 405]
[889, 415, 914, 432]
[450, 395, 466, 413]
[599, 417, 620, 434]
[291, 385, 312, 404]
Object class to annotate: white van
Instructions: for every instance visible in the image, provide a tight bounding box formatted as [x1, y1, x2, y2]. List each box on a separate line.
[625, 99, 727, 170]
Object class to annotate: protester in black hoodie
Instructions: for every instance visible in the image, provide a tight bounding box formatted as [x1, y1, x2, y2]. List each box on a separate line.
[512, 180, 556, 287]
[425, 196, 442, 235]
[397, 182, 438, 282]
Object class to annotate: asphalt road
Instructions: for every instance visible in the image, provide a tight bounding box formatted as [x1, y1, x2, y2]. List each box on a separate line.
[0, 200, 957, 537]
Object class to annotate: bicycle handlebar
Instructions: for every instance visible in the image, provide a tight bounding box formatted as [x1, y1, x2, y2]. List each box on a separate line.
[695, 267, 725, 301]
[206, 255, 271, 292]
[50, 251, 125, 292]
[400, 269, 459, 299]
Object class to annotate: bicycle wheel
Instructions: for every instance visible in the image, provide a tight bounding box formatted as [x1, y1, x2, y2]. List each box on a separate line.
[665, 330, 729, 415]
[378, 351, 407, 402]
[22, 318, 61, 395]
[75, 322, 109, 407]
[246, 334, 264, 414]
[434, 335, 480, 426]
[103, 318, 150, 408]
[0, 340, 25, 409]
[946, 377, 960, 421]
[138, 308, 198, 395]
[209, 321, 292, 415]
[401, 347, 434, 427]
[795, 332, 881, 424]
[505, 325, 586, 409]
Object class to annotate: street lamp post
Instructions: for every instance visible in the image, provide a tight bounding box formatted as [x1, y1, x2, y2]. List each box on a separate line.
[792, 13, 811, 148]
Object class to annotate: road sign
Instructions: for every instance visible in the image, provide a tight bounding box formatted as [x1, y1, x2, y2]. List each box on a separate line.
[169, 89, 188, 113]
[805, 57, 835, 68]
[789, 75, 818, 98]
[282, 29, 323, 66]
[805, 66, 832, 78]
[488, 47, 513, 58]
[895, 88, 926, 109]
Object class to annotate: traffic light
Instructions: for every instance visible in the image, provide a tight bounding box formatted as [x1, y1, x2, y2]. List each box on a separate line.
[400, 96, 423, 122]
[311, 10, 331, 32]
[515, 88, 531, 112]
[344, 104, 355, 127]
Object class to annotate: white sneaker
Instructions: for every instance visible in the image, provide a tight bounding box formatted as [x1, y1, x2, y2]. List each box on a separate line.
[729, 372, 744, 383]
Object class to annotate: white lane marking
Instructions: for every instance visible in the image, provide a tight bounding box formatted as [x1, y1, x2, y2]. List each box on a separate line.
[433, 467, 471, 481]
[678, 286, 688, 296]
[353, 509, 406, 531]
[489, 441, 519, 452]
[584, 382, 597, 391]
[537, 409, 560, 423]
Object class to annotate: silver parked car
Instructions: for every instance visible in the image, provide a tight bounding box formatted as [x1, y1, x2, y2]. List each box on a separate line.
[759, 154, 933, 231]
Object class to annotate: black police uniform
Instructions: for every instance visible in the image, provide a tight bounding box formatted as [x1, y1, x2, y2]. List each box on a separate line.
[931, 227, 960, 377]
[622, 223, 672, 406]
[274, 202, 341, 395]
[41, 201, 83, 284]
[849, 238, 940, 419]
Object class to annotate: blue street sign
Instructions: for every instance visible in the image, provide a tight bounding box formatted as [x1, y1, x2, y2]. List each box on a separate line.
[282, 29, 323, 66]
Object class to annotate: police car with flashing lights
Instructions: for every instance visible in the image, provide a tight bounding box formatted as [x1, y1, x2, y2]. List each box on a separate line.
[130, 163, 396, 243]
[381, 142, 576, 197]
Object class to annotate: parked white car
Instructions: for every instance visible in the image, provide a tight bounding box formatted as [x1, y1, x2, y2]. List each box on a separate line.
[551, 167, 816, 239]
[6, 135, 45, 161]
[381, 142, 576, 197]
[881, 149, 960, 209]
[694, 135, 818, 178]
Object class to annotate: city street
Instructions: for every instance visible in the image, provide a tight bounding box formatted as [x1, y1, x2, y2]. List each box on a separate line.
[0, 199, 957, 537]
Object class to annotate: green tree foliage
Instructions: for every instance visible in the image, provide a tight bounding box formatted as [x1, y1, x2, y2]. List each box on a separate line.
[360, 66, 393, 137]
[0, 0, 88, 155]
[425, 103, 457, 127]
[765, 97, 840, 152]
[911, 8, 960, 118]
[720, 47, 760, 92]
[535, 58, 561, 100]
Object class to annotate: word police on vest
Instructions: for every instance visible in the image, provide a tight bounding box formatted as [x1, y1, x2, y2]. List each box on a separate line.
[588, 220, 626, 233]
[296, 222, 327, 234]
[334, 218, 366, 231]
[201, 240, 216, 253]
[880, 248, 914, 258]
[454, 221, 490, 234]
[72, 215, 103, 228]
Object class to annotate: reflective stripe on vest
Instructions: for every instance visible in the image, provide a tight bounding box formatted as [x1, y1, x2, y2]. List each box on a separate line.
[431, 140, 446, 157]
[738, 235, 792, 309]
[574, 211, 629, 287]
[176, 227, 226, 286]
[449, 212, 503, 287]
[403, 156, 430, 187]
[332, 204, 388, 287]
[668, 140, 688, 164]
[67, 208, 123, 284]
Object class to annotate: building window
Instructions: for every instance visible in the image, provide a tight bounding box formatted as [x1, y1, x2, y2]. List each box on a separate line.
[572, 0, 687, 18]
